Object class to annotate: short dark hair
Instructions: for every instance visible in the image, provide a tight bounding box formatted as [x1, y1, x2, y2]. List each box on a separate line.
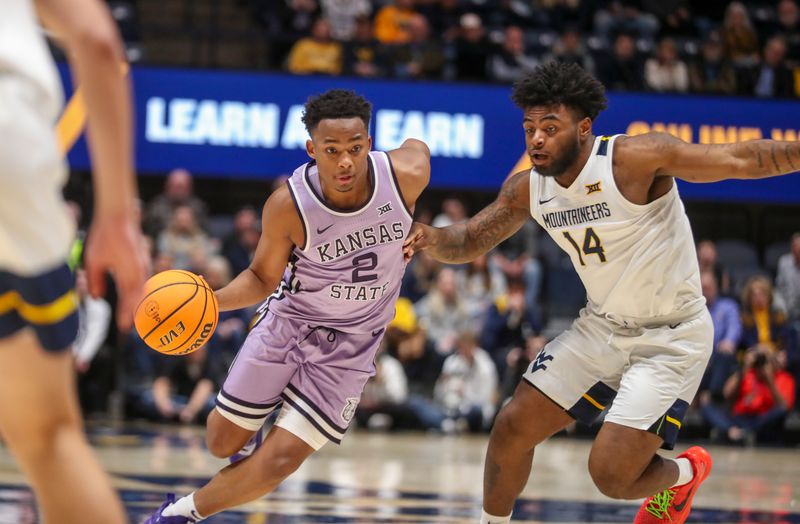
[301, 89, 372, 133]
[511, 61, 608, 121]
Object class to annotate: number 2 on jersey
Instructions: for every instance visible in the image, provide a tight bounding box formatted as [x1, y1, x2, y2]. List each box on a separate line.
[352, 252, 378, 282]
[563, 227, 606, 266]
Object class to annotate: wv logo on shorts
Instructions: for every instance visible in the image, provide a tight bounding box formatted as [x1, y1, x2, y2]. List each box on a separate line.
[530, 350, 554, 373]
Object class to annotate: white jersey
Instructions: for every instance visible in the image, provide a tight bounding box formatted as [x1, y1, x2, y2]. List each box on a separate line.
[0, 0, 63, 120]
[0, 0, 72, 275]
[529, 135, 704, 325]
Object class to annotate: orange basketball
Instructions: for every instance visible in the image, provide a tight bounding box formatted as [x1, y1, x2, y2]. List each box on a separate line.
[134, 269, 218, 355]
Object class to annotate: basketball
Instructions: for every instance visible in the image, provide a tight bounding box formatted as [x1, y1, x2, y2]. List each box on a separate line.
[134, 269, 218, 355]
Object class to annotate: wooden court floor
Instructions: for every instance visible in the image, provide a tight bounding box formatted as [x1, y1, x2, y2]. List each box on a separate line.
[0, 423, 798, 523]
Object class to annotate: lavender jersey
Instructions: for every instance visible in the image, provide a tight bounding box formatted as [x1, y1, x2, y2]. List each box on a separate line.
[266, 151, 413, 334]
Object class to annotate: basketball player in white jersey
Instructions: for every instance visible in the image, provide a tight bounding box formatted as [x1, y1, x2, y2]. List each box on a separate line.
[404, 61, 800, 524]
[0, 1, 145, 522]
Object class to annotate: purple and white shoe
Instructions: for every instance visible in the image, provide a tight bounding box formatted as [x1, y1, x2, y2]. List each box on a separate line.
[143, 494, 198, 524]
[229, 425, 265, 464]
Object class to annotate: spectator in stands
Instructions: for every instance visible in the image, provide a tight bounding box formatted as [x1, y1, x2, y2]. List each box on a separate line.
[701, 344, 795, 444]
[145, 168, 208, 236]
[545, 27, 596, 77]
[776, 232, 800, 323]
[143, 348, 221, 424]
[699, 270, 742, 399]
[774, 0, 800, 66]
[645, 37, 689, 92]
[499, 332, 547, 406]
[597, 33, 646, 91]
[746, 36, 796, 98]
[480, 278, 543, 377]
[320, 0, 370, 41]
[286, 18, 343, 75]
[720, 2, 760, 68]
[432, 330, 498, 433]
[415, 267, 473, 353]
[486, 0, 542, 29]
[453, 13, 491, 81]
[539, 0, 593, 32]
[488, 26, 540, 83]
[390, 14, 445, 80]
[388, 298, 444, 401]
[458, 253, 508, 327]
[401, 250, 440, 303]
[202, 256, 249, 370]
[492, 221, 542, 311]
[642, 0, 696, 38]
[432, 197, 468, 228]
[266, 0, 320, 67]
[689, 32, 737, 95]
[221, 206, 260, 276]
[373, 0, 416, 45]
[343, 16, 384, 77]
[356, 343, 409, 431]
[741, 276, 795, 354]
[416, 0, 463, 42]
[593, 0, 659, 40]
[697, 239, 732, 296]
[157, 205, 213, 271]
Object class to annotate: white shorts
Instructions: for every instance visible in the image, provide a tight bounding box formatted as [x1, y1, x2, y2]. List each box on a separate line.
[522, 307, 713, 449]
[0, 75, 73, 276]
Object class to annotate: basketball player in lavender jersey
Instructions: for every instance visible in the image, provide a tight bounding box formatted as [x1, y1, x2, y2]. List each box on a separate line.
[146, 89, 430, 523]
[404, 62, 800, 524]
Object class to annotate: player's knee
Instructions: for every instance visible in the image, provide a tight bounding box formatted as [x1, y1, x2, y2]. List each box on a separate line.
[491, 404, 539, 451]
[205, 431, 240, 458]
[588, 455, 632, 500]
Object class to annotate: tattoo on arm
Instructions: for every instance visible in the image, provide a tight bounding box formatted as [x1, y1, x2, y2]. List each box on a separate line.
[430, 173, 529, 263]
[743, 141, 800, 177]
[784, 144, 797, 171]
[770, 144, 780, 172]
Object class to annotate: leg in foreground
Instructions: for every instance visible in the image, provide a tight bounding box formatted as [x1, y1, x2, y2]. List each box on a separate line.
[0, 330, 126, 524]
[481, 383, 574, 523]
[145, 425, 315, 522]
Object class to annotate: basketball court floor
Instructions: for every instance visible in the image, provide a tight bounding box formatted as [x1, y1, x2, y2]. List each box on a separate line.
[0, 423, 798, 523]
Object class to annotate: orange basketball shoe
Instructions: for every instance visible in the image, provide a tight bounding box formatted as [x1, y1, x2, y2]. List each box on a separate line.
[633, 446, 712, 524]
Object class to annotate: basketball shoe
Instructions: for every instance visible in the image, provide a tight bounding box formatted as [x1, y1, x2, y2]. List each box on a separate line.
[229, 425, 265, 464]
[143, 494, 199, 523]
[634, 446, 712, 524]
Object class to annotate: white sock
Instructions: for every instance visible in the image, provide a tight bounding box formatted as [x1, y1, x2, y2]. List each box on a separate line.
[668, 457, 694, 487]
[163, 492, 205, 522]
[480, 508, 512, 524]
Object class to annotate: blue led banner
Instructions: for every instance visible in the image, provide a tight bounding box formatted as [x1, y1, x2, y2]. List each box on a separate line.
[59, 65, 800, 203]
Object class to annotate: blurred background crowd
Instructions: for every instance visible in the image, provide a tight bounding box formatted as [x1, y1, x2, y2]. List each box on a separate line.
[102, 0, 800, 98]
[53, 0, 800, 449]
[65, 165, 800, 446]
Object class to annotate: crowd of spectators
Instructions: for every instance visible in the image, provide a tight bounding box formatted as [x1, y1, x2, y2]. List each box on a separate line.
[66, 168, 800, 445]
[246, 0, 800, 98]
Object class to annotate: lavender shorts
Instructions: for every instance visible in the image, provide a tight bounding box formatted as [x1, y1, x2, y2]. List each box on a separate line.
[215, 311, 382, 445]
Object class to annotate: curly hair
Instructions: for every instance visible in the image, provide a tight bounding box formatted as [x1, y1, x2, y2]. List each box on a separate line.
[301, 89, 373, 133]
[511, 61, 608, 120]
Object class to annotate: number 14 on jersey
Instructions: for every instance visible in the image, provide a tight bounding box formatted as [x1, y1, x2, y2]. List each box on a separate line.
[563, 227, 607, 265]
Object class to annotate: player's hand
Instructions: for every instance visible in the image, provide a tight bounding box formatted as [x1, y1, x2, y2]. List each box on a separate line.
[84, 212, 147, 331]
[403, 222, 436, 262]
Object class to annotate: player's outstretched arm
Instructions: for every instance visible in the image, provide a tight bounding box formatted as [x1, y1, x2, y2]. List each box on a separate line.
[36, 0, 145, 329]
[403, 170, 531, 264]
[214, 187, 299, 312]
[620, 132, 800, 183]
